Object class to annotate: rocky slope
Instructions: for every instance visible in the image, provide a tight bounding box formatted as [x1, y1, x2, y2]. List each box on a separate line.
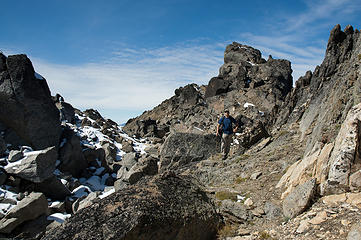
[0, 24, 361, 240]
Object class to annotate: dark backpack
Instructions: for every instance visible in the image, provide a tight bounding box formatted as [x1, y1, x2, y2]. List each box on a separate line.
[218, 116, 224, 135]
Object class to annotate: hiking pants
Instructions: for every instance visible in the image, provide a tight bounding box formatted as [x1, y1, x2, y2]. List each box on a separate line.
[221, 133, 233, 157]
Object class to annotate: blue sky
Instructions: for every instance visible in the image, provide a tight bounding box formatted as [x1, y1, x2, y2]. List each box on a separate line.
[1, 0, 361, 123]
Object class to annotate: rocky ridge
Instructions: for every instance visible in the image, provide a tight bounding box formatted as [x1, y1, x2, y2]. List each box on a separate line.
[0, 24, 360, 240]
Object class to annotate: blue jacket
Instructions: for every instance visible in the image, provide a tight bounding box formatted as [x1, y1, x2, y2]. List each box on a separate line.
[218, 116, 237, 134]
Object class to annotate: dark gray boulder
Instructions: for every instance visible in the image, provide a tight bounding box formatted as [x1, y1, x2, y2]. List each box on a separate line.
[205, 77, 230, 98]
[123, 156, 158, 184]
[5, 147, 57, 183]
[224, 42, 264, 64]
[102, 142, 117, 163]
[0, 192, 49, 234]
[174, 84, 201, 109]
[55, 101, 75, 124]
[0, 54, 61, 150]
[41, 172, 221, 240]
[121, 152, 138, 170]
[34, 175, 71, 200]
[220, 199, 250, 223]
[159, 132, 220, 171]
[58, 128, 88, 177]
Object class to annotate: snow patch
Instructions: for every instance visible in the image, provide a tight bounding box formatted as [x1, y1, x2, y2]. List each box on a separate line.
[193, 126, 204, 132]
[47, 213, 71, 223]
[237, 195, 246, 203]
[98, 187, 115, 199]
[244, 102, 255, 108]
[72, 185, 91, 198]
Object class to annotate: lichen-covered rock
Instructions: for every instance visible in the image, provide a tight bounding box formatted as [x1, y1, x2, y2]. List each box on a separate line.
[41, 172, 221, 240]
[159, 132, 220, 171]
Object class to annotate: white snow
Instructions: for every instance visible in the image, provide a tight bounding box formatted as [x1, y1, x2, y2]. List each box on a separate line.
[0, 203, 13, 214]
[247, 61, 256, 66]
[237, 195, 245, 203]
[34, 72, 44, 80]
[5, 158, 24, 171]
[98, 187, 115, 199]
[0, 188, 19, 214]
[193, 126, 204, 132]
[244, 102, 255, 108]
[72, 185, 91, 198]
[49, 201, 61, 207]
[47, 213, 71, 223]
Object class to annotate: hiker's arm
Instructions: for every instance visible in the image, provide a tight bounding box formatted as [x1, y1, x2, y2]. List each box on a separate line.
[233, 119, 239, 132]
[216, 123, 220, 136]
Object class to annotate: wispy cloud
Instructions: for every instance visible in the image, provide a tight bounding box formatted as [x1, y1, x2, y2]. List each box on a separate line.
[239, 0, 361, 80]
[286, 0, 359, 32]
[25, 42, 225, 122]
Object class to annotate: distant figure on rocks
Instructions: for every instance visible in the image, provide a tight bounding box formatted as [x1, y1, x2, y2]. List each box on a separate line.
[55, 93, 66, 124]
[216, 110, 238, 160]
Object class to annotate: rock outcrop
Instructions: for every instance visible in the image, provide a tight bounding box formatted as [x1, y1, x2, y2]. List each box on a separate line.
[42, 173, 221, 240]
[0, 192, 49, 234]
[0, 54, 61, 150]
[123, 43, 293, 149]
[5, 147, 57, 183]
[159, 132, 220, 171]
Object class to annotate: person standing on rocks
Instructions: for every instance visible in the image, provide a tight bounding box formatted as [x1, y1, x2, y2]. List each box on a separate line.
[216, 110, 238, 160]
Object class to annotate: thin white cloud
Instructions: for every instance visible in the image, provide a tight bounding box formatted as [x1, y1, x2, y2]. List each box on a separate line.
[28, 42, 224, 122]
[286, 0, 358, 31]
[238, 0, 361, 81]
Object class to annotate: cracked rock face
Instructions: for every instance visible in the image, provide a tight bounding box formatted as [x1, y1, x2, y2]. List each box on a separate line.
[0, 54, 61, 150]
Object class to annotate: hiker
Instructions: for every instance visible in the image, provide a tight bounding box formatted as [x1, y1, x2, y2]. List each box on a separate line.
[216, 110, 238, 160]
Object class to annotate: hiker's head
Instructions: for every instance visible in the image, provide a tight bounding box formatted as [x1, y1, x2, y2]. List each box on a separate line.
[224, 110, 230, 117]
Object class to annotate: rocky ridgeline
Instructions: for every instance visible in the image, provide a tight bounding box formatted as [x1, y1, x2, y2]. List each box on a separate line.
[1, 24, 361, 239]
[123, 43, 292, 154]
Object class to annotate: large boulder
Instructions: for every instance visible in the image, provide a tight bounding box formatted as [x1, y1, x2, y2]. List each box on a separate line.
[283, 179, 317, 219]
[0, 192, 49, 234]
[102, 142, 117, 163]
[159, 132, 220, 171]
[224, 42, 264, 65]
[55, 101, 75, 124]
[41, 172, 221, 240]
[5, 147, 57, 183]
[58, 128, 88, 177]
[0, 54, 61, 150]
[34, 175, 71, 200]
[205, 77, 230, 98]
[123, 156, 158, 184]
[321, 103, 361, 194]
